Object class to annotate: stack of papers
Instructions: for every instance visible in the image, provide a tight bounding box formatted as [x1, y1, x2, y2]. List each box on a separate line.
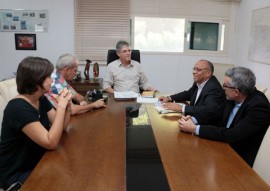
[137, 97, 158, 103]
[155, 101, 185, 114]
[114, 91, 139, 100]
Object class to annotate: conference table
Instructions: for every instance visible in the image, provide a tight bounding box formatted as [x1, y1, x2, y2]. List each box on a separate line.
[21, 94, 270, 191]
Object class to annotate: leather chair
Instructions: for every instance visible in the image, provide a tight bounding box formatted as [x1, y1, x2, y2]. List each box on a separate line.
[0, 78, 18, 140]
[107, 49, 141, 65]
[106, 49, 144, 93]
[253, 126, 270, 185]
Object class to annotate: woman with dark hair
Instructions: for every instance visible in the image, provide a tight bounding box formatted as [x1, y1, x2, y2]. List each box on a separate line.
[0, 56, 72, 190]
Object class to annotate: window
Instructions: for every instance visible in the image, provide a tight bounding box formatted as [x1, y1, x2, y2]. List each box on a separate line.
[133, 17, 226, 53]
[189, 22, 219, 51]
[133, 17, 185, 52]
[185, 21, 226, 53]
[75, 0, 232, 59]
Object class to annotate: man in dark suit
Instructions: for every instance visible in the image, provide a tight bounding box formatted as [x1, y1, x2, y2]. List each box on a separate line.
[159, 59, 226, 125]
[178, 67, 270, 167]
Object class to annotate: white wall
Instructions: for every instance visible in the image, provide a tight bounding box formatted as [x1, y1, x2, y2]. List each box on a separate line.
[0, 0, 74, 79]
[139, 53, 232, 93]
[234, 0, 270, 89]
[1, 0, 269, 93]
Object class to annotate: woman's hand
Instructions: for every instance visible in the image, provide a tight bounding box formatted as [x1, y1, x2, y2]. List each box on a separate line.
[80, 100, 88, 105]
[51, 88, 73, 109]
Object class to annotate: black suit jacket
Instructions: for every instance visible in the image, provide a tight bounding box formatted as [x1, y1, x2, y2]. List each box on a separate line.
[199, 90, 270, 167]
[170, 76, 226, 125]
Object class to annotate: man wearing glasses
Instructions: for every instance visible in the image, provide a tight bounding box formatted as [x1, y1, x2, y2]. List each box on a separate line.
[179, 67, 270, 167]
[103, 40, 156, 93]
[159, 59, 226, 125]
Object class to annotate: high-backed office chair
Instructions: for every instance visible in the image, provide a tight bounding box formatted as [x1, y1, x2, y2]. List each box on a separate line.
[106, 49, 143, 93]
[106, 49, 141, 65]
[253, 126, 270, 185]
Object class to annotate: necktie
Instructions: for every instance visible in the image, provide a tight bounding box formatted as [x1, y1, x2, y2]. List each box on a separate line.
[226, 103, 241, 128]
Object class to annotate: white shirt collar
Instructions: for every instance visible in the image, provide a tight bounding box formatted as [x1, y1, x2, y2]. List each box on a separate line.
[197, 79, 209, 89]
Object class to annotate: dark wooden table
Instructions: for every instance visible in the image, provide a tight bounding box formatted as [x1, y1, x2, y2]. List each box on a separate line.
[21, 94, 126, 191]
[20, 94, 270, 190]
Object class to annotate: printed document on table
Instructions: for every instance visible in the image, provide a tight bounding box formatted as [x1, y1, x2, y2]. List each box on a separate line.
[137, 97, 158, 103]
[114, 91, 139, 100]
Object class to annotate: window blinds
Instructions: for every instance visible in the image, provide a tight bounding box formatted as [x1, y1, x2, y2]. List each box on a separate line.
[75, 0, 234, 61]
[74, 0, 130, 61]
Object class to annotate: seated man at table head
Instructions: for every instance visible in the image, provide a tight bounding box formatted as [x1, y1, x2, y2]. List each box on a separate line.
[159, 59, 226, 125]
[45, 53, 106, 115]
[103, 40, 156, 93]
[0, 56, 72, 190]
[178, 67, 270, 167]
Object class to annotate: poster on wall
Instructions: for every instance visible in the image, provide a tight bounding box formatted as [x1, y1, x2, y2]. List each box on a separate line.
[0, 9, 48, 32]
[248, 6, 270, 65]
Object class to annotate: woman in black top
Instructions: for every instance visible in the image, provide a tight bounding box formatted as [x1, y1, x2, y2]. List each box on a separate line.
[0, 56, 72, 189]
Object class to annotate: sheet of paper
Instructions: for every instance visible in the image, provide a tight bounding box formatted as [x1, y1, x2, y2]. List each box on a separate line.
[137, 97, 158, 103]
[114, 91, 139, 100]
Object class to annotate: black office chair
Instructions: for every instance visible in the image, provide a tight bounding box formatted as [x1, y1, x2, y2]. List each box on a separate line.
[106, 49, 143, 93]
[106, 49, 141, 65]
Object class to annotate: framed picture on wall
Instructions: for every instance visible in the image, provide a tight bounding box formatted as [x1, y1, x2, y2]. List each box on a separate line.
[15, 33, 36, 50]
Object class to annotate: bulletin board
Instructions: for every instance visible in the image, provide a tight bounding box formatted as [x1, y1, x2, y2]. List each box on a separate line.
[0, 9, 48, 32]
[248, 6, 270, 65]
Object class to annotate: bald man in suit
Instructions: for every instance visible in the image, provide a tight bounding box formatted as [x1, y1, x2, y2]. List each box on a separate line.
[159, 59, 226, 125]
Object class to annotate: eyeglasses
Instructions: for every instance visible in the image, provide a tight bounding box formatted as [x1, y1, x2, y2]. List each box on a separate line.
[193, 67, 209, 72]
[223, 83, 237, 90]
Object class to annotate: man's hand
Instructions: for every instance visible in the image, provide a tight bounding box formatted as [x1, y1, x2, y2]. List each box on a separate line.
[92, 99, 106, 108]
[162, 102, 182, 112]
[158, 96, 170, 103]
[178, 116, 196, 134]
